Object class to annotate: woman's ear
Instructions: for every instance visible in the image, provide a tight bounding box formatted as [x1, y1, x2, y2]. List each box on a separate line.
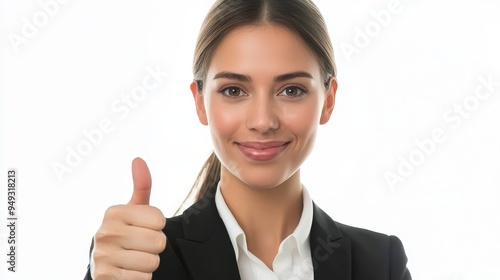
[320, 78, 337, 125]
[190, 81, 208, 125]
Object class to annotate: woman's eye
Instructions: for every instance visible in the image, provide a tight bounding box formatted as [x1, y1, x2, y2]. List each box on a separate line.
[280, 86, 307, 97]
[219, 87, 244, 98]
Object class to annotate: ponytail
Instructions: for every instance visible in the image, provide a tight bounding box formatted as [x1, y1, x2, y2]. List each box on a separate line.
[175, 151, 221, 214]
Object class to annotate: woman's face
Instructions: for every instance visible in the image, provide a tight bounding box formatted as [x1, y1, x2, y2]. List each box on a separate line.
[191, 24, 336, 190]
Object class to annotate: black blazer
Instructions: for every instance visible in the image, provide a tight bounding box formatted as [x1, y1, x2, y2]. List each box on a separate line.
[84, 185, 411, 279]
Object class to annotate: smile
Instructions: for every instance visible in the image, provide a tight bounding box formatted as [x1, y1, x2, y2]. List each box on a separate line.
[235, 141, 290, 161]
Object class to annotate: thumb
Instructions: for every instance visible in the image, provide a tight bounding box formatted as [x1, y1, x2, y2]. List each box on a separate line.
[128, 157, 152, 205]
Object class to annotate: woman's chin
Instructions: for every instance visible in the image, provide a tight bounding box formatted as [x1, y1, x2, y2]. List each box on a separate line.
[235, 171, 298, 191]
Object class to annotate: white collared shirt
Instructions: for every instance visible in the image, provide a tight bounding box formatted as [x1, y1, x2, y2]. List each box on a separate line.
[215, 182, 314, 280]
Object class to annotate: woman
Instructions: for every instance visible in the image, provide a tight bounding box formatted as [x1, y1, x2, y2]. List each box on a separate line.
[85, 0, 411, 279]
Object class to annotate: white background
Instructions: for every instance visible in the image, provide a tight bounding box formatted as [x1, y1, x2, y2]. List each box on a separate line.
[1, 0, 499, 279]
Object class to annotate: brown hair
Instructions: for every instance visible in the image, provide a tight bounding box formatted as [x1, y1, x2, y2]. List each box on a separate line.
[178, 0, 337, 212]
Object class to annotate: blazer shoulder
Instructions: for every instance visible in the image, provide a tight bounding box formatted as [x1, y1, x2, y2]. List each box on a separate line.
[336, 222, 393, 245]
[335, 222, 411, 280]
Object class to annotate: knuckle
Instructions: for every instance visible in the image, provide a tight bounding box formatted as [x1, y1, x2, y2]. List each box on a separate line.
[150, 207, 166, 229]
[92, 247, 106, 262]
[152, 232, 167, 253]
[157, 215, 167, 229]
[93, 265, 115, 280]
[145, 254, 161, 271]
[95, 227, 120, 244]
[94, 229, 107, 242]
[123, 270, 152, 280]
[118, 268, 146, 280]
[92, 245, 114, 265]
[104, 205, 124, 220]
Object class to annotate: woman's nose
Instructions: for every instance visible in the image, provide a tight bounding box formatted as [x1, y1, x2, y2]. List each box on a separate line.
[245, 94, 279, 134]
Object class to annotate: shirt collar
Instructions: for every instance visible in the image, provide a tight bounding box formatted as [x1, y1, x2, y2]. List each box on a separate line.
[215, 181, 245, 260]
[215, 181, 314, 262]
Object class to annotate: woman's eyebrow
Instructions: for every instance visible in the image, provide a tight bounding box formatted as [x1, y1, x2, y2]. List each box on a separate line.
[274, 71, 313, 82]
[213, 71, 313, 82]
[213, 72, 251, 82]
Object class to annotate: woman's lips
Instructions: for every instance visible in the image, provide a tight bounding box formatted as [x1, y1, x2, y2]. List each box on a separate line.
[236, 141, 290, 161]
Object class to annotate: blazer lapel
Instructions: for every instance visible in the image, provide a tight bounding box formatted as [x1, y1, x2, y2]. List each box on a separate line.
[310, 203, 352, 280]
[176, 186, 241, 280]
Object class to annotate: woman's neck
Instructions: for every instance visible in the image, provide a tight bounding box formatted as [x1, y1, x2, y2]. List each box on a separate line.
[219, 167, 303, 268]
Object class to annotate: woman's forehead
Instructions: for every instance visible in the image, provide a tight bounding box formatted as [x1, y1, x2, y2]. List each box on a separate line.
[207, 24, 321, 79]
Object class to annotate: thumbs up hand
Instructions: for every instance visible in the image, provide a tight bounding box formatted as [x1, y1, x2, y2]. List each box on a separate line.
[92, 157, 167, 280]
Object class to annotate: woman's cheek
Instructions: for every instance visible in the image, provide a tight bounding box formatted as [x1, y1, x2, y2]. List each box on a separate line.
[278, 101, 321, 132]
[208, 102, 242, 139]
